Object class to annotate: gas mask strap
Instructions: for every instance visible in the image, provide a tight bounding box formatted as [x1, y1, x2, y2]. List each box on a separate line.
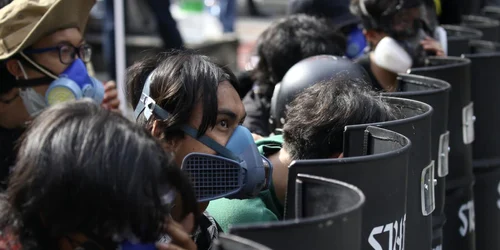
[134, 72, 156, 120]
[19, 52, 58, 79]
[181, 125, 240, 161]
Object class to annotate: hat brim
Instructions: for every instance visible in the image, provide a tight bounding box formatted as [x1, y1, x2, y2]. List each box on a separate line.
[0, 0, 95, 60]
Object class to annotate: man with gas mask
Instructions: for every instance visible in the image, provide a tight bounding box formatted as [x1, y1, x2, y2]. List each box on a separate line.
[0, 0, 121, 187]
[207, 56, 396, 232]
[128, 50, 273, 249]
[350, 0, 445, 91]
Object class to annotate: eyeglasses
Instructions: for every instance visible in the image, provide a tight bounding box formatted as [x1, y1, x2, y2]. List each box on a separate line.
[23, 43, 92, 65]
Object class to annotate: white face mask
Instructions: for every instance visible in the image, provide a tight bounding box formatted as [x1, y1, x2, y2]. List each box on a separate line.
[19, 88, 48, 117]
[372, 36, 413, 74]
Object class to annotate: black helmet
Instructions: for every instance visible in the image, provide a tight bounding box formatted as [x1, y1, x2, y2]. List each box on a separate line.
[269, 55, 371, 133]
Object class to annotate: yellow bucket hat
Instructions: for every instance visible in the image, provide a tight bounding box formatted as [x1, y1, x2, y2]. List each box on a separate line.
[0, 0, 96, 61]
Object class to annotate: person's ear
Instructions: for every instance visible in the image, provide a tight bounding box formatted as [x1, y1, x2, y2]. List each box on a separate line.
[5, 59, 24, 79]
[152, 120, 177, 151]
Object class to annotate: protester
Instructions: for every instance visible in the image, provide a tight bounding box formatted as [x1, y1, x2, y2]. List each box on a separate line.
[0, 0, 121, 187]
[128, 50, 274, 249]
[0, 100, 198, 250]
[350, 0, 445, 91]
[242, 14, 346, 137]
[288, 0, 368, 59]
[207, 75, 396, 232]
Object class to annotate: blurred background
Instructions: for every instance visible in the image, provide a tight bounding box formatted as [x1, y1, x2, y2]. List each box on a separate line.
[86, 0, 284, 81]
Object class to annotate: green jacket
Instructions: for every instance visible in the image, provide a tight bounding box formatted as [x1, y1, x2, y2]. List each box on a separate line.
[206, 135, 284, 232]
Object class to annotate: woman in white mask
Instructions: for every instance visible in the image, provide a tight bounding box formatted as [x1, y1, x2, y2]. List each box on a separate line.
[350, 0, 445, 91]
[0, 0, 120, 187]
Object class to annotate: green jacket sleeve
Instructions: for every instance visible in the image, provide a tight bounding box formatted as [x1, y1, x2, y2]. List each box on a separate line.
[206, 197, 279, 232]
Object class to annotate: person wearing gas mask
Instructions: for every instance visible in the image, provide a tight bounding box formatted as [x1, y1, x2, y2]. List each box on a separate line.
[350, 0, 445, 91]
[287, 0, 368, 59]
[242, 14, 346, 137]
[0, 100, 198, 250]
[0, 0, 120, 186]
[127, 50, 272, 249]
[207, 73, 396, 232]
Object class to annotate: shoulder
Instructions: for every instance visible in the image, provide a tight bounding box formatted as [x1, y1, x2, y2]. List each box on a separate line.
[256, 134, 283, 157]
[207, 197, 279, 232]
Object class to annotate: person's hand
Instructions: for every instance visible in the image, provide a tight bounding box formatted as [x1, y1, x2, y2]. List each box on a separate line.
[421, 37, 445, 57]
[102, 81, 121, 113]
[156, 214, 197, 250]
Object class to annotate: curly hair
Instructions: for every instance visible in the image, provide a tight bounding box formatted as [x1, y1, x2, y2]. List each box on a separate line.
[253, 14, 347, 88]
[283, 77, 396, 159]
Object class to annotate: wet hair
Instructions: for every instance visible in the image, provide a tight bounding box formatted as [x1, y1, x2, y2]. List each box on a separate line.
[283, 77, 396, 160]
[127, 50, 239, 140]
[0, 100, 199, 249]
[253, 14, 347, 88]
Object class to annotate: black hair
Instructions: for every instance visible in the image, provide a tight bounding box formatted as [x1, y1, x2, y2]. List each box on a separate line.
[0, 0, 12, 9]
[282, 77, 396, 160]
[126, 50, 239, 140]
[350, 0, 422, 30]
[0, 100, 199, 249]
[253, 14, 347, 88]
[0, 61, 17, 95]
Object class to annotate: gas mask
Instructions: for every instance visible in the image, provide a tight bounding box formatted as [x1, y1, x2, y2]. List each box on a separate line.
[134, 73, 273, 202]
[372, 20, 429, 73]
[357, 0, 429, 72]
[17, 56, 105, 117]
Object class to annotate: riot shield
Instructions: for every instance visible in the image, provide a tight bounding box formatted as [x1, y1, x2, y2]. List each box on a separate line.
[230, 174, 366, 250]
[443, 25, 483, 56]
[409, 57, 474, 188]
[340, 97, 433, 250]
[472, 167, 500, 250]
[461, 15, 500, 42]
[463, 40, 500, 164]
[409, 57, 476, 250]
[382, 74, 451, 250]
[283, 126, 411, 250]
[481, 6, 500, 22]
[463, 40, 500, 250]
[443, 183, 476, 250]
[213, 234, 273, 250]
